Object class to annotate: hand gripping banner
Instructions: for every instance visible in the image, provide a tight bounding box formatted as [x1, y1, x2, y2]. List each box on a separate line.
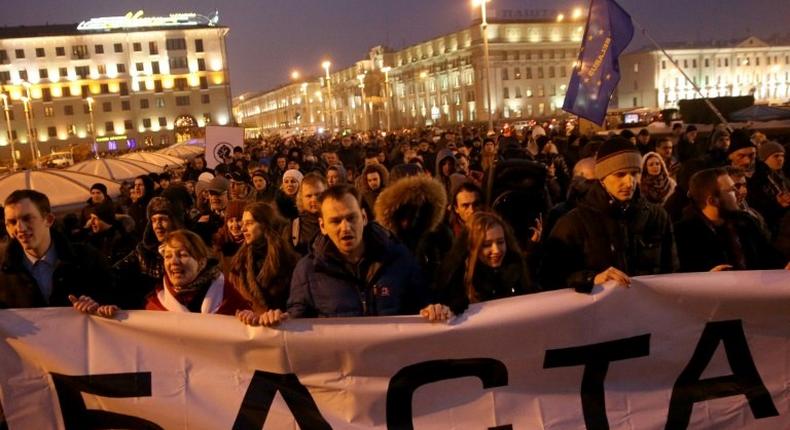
[1, 271, 789, 429]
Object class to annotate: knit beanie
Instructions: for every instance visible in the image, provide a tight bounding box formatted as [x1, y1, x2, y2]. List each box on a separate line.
[283, 169, 304, 183]
[727, 129, 756, 155]
[594, 137, 643, 180]
[90, 202, 116, 225]
[146, 196, 183, 226]
[758, 141, 785, 161]
[90, 183, 108, 196]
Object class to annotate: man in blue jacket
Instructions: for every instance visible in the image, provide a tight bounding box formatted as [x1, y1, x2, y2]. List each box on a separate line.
[248, 184, 451, 326]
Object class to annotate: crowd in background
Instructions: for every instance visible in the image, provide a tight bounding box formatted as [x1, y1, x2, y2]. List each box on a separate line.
[1, 121, 790, 326]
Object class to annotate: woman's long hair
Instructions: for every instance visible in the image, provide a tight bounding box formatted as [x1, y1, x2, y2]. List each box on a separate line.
[228, 202, 299, 311]
[463, 212, 525, 303]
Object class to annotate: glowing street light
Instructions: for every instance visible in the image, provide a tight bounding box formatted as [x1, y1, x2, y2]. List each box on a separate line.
[321, 60, 333, 128]
[572, 8, 584, 20]
[290, 70, 301, 81]
[357, 73, 368, 131]
[472, 0, 494, 133]
[86, 97, 98, 159]
[20, 96, 37, 163]
[557, 13, 565, 22]
[0, 93, 18, 169]
[381, 66, 392, 131]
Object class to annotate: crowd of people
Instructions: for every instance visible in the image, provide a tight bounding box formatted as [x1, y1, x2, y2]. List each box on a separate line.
[1, 122, 789, 327]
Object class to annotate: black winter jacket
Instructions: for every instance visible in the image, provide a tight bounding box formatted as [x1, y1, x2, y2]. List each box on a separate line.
[541, 183, 678, 292]
[0, 231, 116, 308]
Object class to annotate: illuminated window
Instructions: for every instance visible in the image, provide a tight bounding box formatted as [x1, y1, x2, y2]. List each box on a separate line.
[72, 45, 89, 59]
[97, 65, 106, 75]
[44, 107, 54, 117]
[166, 38, 187, 50]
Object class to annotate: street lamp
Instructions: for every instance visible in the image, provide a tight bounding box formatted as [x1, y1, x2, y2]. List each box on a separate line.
[86, 97, 98, 159]
[357, 73, 368, 132]
[473, 0, 494, 133]
[381, 66, 392, 131]
[290, 70, 301, 81]
[21, 82, 40, 159]
[572, 8, 584, 20]
[322, 60, 333, 129]
[0, 93, 18, 170]
[20, 97, 37, 164]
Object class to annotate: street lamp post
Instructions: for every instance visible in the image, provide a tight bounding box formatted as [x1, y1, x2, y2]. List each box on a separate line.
[21, 82, 40, 159]
[322, 61, 333, 130]
[381, 66, 392, 131]
[86, 97, 97, 159]
[357, 73, 368, 131]
[20, 97, 37, 164]
[474, 0, 495, 133]
[0, 93, 18, 170]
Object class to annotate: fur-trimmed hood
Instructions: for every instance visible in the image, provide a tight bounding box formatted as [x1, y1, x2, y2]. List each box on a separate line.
[374, 175, 448, 236]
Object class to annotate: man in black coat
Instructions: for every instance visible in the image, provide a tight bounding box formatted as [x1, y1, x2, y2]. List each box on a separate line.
[542, 137, 678, 292]
[0, 190, 116, 308]
[675, 167, 789, 272]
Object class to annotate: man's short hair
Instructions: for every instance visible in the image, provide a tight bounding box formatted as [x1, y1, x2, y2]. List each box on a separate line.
[301, 172, 328, 189]
[688, 167, 727, 209]
[452, 181, 483, 207]
[656, 136, 673, 147]
[4, 189, 51, 216]
[318, 184, 361, 212]
[725, 166, 746, 180]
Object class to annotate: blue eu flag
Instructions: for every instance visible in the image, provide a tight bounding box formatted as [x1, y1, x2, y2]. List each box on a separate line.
[563, 0, 634, 125]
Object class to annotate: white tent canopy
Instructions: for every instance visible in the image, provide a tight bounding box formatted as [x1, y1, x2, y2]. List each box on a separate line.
[66, 158, 163, 181]
[119, 152, 185, 168]
[157, 144, 204, 159]
[0, 169, 120, 211]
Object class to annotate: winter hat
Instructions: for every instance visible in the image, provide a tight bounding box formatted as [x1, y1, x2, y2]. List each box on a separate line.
[90, 183, 108, 197]
[759, 141, 785, 161]
[206, 176, 229, 194]
[225, 200, 246, 221]
[197, 172, 215, 183]
[89, 202, 116, 226]
[594, 137, 643, 180]
[146, 196, 183, 223]
[283, 169, 304, 183]
[726, 129, 756, 156]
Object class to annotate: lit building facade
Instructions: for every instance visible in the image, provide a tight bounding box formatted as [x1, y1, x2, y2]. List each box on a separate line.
[618, 37, 790, 109]
[0, 12, 232, 165]
[234, 14, 585, 133]
[233, 80, 323, 137]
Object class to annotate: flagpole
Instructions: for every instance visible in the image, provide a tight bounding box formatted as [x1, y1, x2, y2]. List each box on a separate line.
[630, 17, 732, 131]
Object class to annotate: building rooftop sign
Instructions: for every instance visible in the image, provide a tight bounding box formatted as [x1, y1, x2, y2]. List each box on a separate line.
[77, 10, 218, 31]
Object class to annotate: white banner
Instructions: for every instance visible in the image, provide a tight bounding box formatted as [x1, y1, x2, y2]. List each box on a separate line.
[1, 271, 789, 429]
[205, 125, 244, 169]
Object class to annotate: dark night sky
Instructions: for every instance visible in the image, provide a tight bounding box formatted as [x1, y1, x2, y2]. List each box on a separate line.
[2, 1, 789, 95]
